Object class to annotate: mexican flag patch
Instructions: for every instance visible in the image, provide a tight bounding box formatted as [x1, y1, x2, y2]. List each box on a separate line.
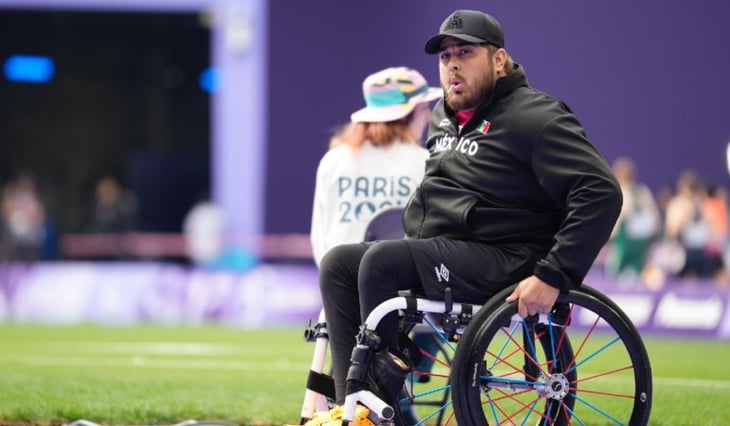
[477, 120, 491, 134]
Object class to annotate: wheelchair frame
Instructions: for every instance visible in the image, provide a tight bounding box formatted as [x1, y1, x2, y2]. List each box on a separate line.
[301, 283, 653, 425]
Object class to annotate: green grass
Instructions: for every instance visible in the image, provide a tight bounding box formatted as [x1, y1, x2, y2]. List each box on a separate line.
[0, 324, 311, 426]
[0, 324, 728, 425]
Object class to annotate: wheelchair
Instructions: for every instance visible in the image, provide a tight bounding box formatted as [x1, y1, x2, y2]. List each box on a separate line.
[301, 207, 652, 424]
[301, 280, 652, 425]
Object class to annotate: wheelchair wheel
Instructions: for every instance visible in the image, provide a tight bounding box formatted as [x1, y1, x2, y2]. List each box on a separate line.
[451, 285, 652, 426]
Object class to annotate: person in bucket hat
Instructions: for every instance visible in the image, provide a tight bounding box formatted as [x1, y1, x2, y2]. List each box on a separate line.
[310, 66, 441, 268]
[349, 66, 442, 124]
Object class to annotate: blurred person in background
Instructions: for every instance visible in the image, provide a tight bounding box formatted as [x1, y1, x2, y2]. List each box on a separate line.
[0, 172, 46, 261]
[85, 175, 138, 234]
[183, 193, 225, 267]
[606, 156, 661, 281]
[641, 183, 677, 289]
[663, 169, 716, 279]
[309, 66, 442, 267]
[183, 192, 258, 272]
[655, 185, 675, 229]
[704, 183, 729, 283]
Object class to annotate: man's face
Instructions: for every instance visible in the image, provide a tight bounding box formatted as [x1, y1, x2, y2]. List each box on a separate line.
[438, 37, 496, 112]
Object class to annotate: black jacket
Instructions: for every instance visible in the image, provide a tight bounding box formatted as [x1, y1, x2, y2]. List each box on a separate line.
[403, 64, 622, 290]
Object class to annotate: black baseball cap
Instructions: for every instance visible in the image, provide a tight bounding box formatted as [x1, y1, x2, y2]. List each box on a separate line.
[424, 10, 505, 54]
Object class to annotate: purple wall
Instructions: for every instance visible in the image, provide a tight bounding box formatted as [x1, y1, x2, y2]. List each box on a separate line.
[266, 0, 730, 233]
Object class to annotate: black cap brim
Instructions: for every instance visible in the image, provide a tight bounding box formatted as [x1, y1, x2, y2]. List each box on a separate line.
[424, 33, 487, 54]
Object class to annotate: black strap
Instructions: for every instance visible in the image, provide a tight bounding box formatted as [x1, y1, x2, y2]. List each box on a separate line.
[306, 369, 336, 400]
[405, 295, 417, 313]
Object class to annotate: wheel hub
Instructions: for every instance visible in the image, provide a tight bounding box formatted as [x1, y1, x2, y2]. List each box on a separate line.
[544, 373, 570, 400]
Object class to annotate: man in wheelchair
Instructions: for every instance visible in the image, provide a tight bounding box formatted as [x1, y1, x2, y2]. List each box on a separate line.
[307, 9, 623, 426]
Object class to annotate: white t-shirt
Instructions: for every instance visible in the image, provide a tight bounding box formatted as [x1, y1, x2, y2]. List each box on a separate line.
[310, 141, 428, 267]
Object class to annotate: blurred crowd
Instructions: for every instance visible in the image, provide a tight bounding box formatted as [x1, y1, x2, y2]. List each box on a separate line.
[0, 172, 47, 261]
[3, 160, 730, 291]
[605, 157, 730, 289]
[0, 172, 138, 262]
[0, 172, 255, 271]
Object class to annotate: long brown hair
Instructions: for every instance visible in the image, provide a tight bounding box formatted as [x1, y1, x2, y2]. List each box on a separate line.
[329, 117, 419, 150]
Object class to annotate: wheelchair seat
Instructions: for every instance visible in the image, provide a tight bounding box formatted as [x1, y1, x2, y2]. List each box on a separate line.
[363, 206, 405, 242]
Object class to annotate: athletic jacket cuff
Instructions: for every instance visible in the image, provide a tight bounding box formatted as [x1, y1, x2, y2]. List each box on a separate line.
[533, 259, 577, 291]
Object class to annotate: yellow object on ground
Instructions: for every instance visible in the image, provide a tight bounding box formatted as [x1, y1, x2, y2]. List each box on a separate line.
[303, 404, 375, 426]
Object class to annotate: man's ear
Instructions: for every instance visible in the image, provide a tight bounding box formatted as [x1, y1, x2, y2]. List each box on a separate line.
[494, 48, 508, 72]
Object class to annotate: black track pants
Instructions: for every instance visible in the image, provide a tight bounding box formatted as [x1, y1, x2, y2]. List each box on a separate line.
[319, 238, 538, 402]
[319, 240, 419, 402]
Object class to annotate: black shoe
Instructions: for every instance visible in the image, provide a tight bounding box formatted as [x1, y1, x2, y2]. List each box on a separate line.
[345, 345, 414, 425]
[365, 346, 414, 426]
[369, 346, 413, 403]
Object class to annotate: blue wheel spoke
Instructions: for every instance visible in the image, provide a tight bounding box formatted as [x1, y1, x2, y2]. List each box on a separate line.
[423, 316, 457, 353]
[490, 321, 520, 370]
[573, 393, 626, 425]
[521, 398, 541, 426]
[567, 336, 621, 375]
[483, 375, 539, 387]
[547, 314, 558, 372]
[412, 399, 453, 426]
[521, 318, 539, 367]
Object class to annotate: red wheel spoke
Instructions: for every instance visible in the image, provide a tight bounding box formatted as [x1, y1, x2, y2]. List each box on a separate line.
[565, 313, 600, 372]
[490, 388, 547, 424]
[486, 348, 539, 382]
[569, 386, 635, 399]
[422, 348, 451, 370]
[573, 364, 634, 384]
[550, 305, 574, 373]
[498, 327, 548, 379]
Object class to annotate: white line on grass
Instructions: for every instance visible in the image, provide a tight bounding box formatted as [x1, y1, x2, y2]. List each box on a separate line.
[73, 342, 254, 356]
[11, 341, 285, 356]
[572, 374, 730, 390]
[6, 354, 730, 390]
[653, 376, 730, 389]
[4, 355, 310, 371]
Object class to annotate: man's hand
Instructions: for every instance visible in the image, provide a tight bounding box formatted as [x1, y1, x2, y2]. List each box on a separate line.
[505, 275, 560, 318]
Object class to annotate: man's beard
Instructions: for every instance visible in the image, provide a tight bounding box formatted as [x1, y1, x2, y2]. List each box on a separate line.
[445, 73, 495, 112]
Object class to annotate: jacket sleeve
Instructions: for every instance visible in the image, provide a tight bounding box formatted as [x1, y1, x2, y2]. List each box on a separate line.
[310, 157, 331, 268]
[530, 112, 623, 290]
